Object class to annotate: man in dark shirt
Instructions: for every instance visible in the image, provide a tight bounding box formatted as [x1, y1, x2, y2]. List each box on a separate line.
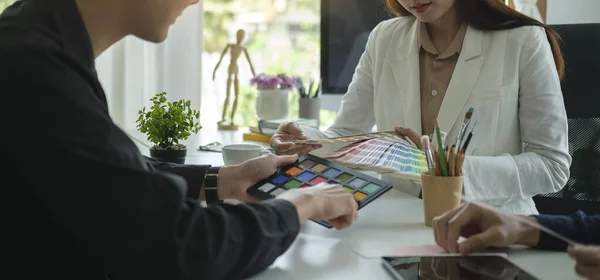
[0, 0, 359, 279]
[433, 202, 600, 279]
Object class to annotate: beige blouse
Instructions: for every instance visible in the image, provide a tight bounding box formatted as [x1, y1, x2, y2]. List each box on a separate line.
[419, 22, 468, 136]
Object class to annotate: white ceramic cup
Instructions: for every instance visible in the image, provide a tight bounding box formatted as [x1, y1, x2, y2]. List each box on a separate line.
[222, 144, 271, 165]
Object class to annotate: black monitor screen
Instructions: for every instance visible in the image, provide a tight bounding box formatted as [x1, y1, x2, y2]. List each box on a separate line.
[321, 0, 392, 94]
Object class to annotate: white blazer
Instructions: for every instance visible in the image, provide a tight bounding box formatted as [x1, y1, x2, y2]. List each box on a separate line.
[303, 16, 571, 215]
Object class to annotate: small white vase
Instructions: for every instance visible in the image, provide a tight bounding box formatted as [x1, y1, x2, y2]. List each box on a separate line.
[255, 88, 290, 120]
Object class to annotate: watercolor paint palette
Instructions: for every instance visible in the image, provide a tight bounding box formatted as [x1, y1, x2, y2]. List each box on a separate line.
[323, 135, 429, 182]
[247, 154, 393, 228]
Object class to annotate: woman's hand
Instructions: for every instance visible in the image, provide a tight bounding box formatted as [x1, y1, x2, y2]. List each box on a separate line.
[568, 245, 600, 280]
[394, 126, 423, 149]
[270, 121, 322, 156]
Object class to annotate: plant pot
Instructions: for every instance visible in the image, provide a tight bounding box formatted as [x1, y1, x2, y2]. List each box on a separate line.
[298, 97, 321, 128]
[150, 148, 187, 164]
[255, 88, 290, 120]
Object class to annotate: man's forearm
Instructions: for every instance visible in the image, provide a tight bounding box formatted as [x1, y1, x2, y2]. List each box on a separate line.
[146, 157, 209, 200]
[533, 211, 600, 251]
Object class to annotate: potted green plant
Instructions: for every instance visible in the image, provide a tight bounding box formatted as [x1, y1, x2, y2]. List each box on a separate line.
[136, 91, 201, 164]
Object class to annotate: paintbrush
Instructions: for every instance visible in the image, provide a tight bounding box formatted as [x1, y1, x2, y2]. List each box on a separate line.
[455, 108, 474, 150]
[460, 121, 477, 154]
[421, 135, 435, 171]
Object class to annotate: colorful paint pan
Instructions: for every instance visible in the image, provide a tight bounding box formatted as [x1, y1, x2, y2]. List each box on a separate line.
[272, 174, 288, 184]
[311, 164, 328, 172]
[286, 167, 303, 176]
[284, 179, 303, 189]
[310, 176, 328, 185]
[353, 191, 368, 201]
[297, 171, 315, 181]
[335, 172, 353, 183]
[247, 154, 393, 229]
[323, 168, 341, 178]
[349, 178, 367, 188]
[299, 159, 316, 168]
[362, 183, 381, 194]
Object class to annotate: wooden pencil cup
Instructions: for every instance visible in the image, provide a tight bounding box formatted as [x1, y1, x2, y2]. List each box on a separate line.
[421, 172, 463, 227]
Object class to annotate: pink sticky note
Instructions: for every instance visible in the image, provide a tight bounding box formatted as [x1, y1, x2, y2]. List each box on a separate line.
[390, 244, 446, 255]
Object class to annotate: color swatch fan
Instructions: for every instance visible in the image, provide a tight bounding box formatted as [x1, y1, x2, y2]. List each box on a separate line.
[323, 135, 429, 182]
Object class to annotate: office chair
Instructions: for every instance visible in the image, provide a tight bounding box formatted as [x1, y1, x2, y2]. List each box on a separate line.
[532, 23, 600, 215]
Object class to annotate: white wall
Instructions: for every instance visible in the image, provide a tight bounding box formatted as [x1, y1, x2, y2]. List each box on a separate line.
[97, 3, 203, 130]
[546, 0, 600, 24]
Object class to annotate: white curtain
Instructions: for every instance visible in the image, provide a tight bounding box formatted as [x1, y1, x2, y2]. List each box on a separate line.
[96, 3, 203, 130]
[514, 0, 543, 22]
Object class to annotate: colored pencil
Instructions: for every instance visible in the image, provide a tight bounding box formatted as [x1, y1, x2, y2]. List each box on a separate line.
[456, 150, 465, 176]
[435, 120, 448, 176]
[448, 146, 456, 177]
[434, 149, 442, 176]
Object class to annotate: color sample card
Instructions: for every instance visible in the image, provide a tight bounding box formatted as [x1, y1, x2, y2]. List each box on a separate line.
[247, 154, 393, 228]
[292, 131, 398, 144]
[323, 135, 429, 182]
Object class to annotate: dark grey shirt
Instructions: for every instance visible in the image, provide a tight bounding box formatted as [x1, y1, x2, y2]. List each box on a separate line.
[0, 0, 299, 279]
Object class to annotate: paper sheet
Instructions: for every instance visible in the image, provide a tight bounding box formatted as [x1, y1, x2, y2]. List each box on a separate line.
[352, 243, 507, 259]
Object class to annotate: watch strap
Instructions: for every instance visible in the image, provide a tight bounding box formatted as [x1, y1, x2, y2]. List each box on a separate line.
[204, 166, 222, 204]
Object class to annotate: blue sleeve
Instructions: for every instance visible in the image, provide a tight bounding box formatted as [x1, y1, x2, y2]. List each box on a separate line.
[534, 211, 600, 251]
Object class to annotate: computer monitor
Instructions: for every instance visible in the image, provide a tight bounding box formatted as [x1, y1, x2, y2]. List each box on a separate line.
[320, 0, 392, 96]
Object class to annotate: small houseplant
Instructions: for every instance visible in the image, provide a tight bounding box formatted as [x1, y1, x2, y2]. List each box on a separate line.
[136, 91, 201, 164]
[250, 73, 296, 120]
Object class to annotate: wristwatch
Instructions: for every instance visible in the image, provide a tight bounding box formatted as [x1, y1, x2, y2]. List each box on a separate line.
[204, 166, 222, 205]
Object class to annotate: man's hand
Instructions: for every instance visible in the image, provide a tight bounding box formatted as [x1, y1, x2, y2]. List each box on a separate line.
[568, 245, 600, 280]
[433, 202, 540, 254]
[278, 183, 358, 230]
[270, 121, 321, 156]
[394, 126, 423, 149]
[217, 154, 298, 201]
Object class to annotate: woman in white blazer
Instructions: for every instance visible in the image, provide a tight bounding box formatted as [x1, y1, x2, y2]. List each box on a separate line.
[270, 0, 571, 215]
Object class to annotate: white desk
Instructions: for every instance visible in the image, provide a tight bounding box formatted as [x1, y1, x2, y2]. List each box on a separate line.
[128, 126, 579, 280]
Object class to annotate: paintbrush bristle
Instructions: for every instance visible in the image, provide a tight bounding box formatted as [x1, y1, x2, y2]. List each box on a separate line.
[420, 135, 430, 150]
[465, 108, 474, 119]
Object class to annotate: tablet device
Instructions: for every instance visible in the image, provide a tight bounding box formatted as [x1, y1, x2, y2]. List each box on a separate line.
[381, 255, 539, 279]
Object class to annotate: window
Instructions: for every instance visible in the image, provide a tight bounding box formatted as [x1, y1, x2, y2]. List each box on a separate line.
[0, 0, 12, 12]
[202, 0, 337, 129]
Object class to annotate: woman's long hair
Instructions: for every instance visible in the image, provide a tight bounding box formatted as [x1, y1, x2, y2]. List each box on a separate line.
[385, 0, 564, 80]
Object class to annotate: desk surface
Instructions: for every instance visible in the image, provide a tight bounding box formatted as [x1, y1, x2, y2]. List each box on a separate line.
[129, 127, 578, 280]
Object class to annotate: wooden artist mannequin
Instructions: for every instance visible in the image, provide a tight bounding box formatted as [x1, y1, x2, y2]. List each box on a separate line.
[213, 29, 256, 130]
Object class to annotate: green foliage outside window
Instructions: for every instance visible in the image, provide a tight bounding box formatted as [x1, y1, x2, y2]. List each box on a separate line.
[0, 0, 11, 12]
[205, 0, 338, 128]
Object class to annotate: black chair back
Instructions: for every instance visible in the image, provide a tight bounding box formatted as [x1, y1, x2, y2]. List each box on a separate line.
[533, 23, 600, 215]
